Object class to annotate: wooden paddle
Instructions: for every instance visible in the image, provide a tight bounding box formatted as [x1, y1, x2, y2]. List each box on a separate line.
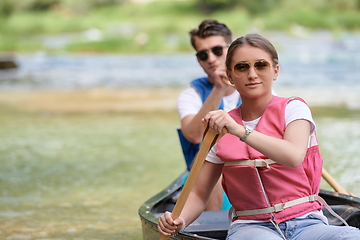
[160, 124, 227, 240]
[322, 168, 354, 196]
[221, 77, 235, 87]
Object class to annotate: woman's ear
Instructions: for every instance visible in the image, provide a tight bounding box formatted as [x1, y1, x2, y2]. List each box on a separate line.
[224, 70, 235, 87]
[226, 70, 232, 83]
[273, 64, 279, 81]
[229, 77, 235, 85]
[222, 78, 235, 87]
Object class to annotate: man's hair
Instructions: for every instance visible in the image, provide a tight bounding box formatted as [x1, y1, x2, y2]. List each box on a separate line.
[189, 19, 232, 50]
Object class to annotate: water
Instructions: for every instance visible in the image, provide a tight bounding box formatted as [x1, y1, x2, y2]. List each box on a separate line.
[0, 53, 202, 90]
[1, 31, 360, 107]
[0, 31, 360, 238]
[1, 31, 360, 187]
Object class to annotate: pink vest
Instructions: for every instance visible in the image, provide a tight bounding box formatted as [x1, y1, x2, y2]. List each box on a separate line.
[217, 96, 323, 223]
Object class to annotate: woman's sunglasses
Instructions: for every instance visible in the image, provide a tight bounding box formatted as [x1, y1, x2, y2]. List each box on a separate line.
[195, 45, 230, 61]
[233, 60, 273, 77]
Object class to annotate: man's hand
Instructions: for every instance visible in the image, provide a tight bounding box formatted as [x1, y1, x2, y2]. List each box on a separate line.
[212, 65, 230, 89]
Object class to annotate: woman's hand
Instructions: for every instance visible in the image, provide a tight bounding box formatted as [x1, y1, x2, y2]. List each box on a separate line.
[202, 110, 242, 136]
[157, 211, 186, 236]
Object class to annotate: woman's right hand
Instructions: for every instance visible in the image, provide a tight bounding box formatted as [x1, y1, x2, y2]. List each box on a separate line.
[157, 211, 186, 236]
[203, 110, 242, 136]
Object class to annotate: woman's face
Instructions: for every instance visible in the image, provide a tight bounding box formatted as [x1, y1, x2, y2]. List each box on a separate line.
[227, 45, 279, 99]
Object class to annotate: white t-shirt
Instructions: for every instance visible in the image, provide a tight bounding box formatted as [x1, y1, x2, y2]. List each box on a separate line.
[177, 87, 240, 120]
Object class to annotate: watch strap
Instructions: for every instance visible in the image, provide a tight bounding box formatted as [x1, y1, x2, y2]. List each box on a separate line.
[240, 126, 253, 142]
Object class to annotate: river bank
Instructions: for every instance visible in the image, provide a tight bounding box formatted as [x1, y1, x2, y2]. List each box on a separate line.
[0, 88, 182, 113]
[0, 87, 359, 114]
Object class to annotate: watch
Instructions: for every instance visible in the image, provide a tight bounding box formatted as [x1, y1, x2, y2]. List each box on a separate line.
[240, 126, 253, 142]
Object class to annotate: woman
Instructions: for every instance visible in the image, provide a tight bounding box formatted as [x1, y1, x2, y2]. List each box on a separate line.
[158, 33, 360, 239]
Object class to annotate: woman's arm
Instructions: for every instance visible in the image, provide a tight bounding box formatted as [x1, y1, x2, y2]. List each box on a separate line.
[203, 110, 311, 168]
[157, 161, 223, 236]
[245, 119, 310, 168]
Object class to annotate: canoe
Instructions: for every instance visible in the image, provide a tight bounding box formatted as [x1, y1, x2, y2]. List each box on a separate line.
[139, 171, 360, 240]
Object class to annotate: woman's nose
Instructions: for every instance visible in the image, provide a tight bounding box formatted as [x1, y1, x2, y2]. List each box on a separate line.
[247, 65, 258, 78]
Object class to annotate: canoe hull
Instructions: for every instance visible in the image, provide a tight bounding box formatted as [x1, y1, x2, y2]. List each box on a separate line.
[139, 171, 360, 240]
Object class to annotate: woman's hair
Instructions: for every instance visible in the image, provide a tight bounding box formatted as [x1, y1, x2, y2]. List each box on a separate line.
[189, 19, 232, 49]
[225, 33, 279, 71]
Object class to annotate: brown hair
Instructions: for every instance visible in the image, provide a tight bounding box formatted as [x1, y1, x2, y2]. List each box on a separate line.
[225, 33, 279, 71]
[189, 19, 232, 50]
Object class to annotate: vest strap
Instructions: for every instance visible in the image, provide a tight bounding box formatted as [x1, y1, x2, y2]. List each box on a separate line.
[316, 195, 349, 226]
[233, 195, 318, 217]
[224, 159, 276, 169]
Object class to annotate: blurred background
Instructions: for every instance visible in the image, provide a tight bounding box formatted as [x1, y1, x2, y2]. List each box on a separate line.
[0, 0, 360, 239]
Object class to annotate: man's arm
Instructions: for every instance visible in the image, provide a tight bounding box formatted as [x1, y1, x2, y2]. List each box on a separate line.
[181, 85, 228, 143]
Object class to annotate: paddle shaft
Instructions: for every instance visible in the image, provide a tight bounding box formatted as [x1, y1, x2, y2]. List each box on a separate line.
[322, 168, 353, 196]
[160, 124, 227, 240]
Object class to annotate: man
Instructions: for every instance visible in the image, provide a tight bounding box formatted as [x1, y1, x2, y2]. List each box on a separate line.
[177, 20, 241, 211]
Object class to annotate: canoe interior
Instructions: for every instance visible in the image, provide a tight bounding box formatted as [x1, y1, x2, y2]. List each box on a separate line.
[139, 171, 360, 240]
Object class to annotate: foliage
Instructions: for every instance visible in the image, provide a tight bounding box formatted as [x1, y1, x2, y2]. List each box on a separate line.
[193, 0, 360, 15]
[194, 0, 283, 15]
[235, 0, 282, 15]
[2, 0, 127, 12]
[21, 0, 61, 11]
[194, 0, 237, 14]
[1, 0, 360, 53]
[0, 0, 14, 20]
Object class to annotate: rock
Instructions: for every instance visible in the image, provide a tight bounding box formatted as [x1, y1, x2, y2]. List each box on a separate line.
[0, 53, 17, 69]
[0, 60, 17, 69]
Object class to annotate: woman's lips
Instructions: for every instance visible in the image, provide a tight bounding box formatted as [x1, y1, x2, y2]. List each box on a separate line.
[245, 82, 262, 88]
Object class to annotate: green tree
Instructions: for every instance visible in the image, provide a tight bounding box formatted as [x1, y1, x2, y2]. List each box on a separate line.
[194, 0, 282, 15]
[26, 0, 60, 11]
[0, 0, 15, 19]
[195, 0, 237, 14]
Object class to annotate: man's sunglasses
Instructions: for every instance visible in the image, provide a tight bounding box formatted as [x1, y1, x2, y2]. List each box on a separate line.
[233, 60, 273, 77]
[195, 45, 230, 61]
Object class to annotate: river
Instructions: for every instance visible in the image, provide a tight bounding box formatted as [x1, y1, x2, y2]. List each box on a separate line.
[0, 31, 359, 239]
[1, 31, 360, 107]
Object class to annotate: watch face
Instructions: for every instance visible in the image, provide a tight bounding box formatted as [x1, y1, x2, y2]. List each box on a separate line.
[240, 126, 252, 142]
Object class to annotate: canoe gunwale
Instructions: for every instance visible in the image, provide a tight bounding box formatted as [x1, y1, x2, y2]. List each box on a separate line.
[139, 171, 360, 240]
